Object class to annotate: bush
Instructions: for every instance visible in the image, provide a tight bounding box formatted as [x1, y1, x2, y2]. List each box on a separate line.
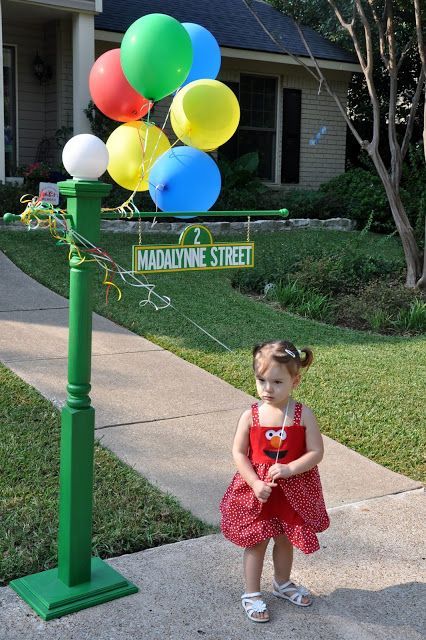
[401, 143, 426, 247]
[334, 279, 425, 334]
[268, 279, 334, 322]
[0, 183, 26, 217]
[280, 189, 343, 219]
[394, 299, 426, 334]
[292, 249, 401, 296]
[215, 153, 278, 212]
[319, 168, 392, 231]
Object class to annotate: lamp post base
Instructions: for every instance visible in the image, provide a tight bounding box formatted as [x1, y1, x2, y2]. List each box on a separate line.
[10, 557, 138, 620]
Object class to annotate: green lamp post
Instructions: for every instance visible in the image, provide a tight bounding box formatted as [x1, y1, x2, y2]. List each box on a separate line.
[9, 135, 138, 620]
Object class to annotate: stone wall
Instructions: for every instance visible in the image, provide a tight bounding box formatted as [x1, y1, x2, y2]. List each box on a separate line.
[1, 217, 356, 234]
[99, 218, 356, 235]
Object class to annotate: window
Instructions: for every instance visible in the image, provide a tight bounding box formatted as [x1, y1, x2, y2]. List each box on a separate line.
[220, 75, 277, 181]
[281, 89, 301, 184]
[3, 46, 17, 176]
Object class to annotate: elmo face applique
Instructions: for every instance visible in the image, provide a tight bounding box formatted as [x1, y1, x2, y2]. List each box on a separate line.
[263, 428, 287, 460]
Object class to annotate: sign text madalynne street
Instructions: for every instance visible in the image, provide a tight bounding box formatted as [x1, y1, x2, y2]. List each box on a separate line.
[132, 225, 254, 274]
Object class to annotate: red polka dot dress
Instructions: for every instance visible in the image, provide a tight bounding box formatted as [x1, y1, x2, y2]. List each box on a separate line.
[220, 402, 329, 553]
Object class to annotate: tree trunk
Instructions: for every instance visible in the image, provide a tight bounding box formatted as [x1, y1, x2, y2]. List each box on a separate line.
[370, 151, 423, 288]
[416, 218, 426, 289]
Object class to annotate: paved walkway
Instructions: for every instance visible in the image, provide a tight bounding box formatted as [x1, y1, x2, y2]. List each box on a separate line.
[0, 249, 424, 639]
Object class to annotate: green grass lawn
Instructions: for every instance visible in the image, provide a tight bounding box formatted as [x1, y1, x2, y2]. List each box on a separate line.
[0, 227, 424, 486]
[0, 363, 214, 585]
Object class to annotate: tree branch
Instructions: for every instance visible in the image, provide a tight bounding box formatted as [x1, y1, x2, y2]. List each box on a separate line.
[413, 0, 426, 155]
[383, 1, 402, 187]
[353, 0, 381, 151]
[328, 0, 367, 70]
[240, 0, 320, 84]
[293, 20, 365, 148]
[243, 0, 367, 148]
[397, 36, 416, 72]
[366, 0, 389, 68]
[401, 69, 426, 160]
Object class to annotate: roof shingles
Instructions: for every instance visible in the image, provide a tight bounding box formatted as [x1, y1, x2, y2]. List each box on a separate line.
[95, 0, 356, 64]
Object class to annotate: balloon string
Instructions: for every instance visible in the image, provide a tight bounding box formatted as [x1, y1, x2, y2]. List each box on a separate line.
[274, 402, 290, 464]
[20, 208, 233, 352]
[101, 97, 178, 218]
[67, 226, 232, 351]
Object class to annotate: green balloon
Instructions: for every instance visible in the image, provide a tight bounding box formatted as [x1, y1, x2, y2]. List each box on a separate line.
[120, 14, 193, 102]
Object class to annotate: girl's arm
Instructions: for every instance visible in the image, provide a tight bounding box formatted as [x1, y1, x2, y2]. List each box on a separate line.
[233, 409, 276, 502]
[268, 406, 324, 480]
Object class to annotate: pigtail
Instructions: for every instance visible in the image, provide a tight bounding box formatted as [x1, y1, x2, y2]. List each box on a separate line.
[299, 347, 314, 369]
[253, 340, 314, 375]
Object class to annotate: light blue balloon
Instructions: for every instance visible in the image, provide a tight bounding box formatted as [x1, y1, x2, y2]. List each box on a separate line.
[181, 23, 221, 87]
[149, 146, 222, 214]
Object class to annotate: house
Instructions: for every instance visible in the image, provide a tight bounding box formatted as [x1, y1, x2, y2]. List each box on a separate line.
[1, 0, 359, 189]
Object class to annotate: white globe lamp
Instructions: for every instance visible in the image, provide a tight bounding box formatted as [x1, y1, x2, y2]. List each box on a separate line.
[62, 134, 109, 181]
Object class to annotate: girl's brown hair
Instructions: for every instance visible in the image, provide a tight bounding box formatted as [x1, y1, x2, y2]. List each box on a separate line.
[252, 340, 313, 377]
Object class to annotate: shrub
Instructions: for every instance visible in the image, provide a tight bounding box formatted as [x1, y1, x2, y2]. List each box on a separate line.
[215, 153, 277, 212]
[0, 183, 26, 217]
[394, 299, 426, 334]
[334, 279, 425, 334]
[280, 189, 343, 219]
[268, 279, 334, 322]
[401, 143, 426, 247]
[319, 168, 392, 231]
[292, 249, 401, 296]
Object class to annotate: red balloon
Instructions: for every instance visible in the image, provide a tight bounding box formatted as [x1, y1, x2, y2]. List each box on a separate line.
[89, 49, 152, 122]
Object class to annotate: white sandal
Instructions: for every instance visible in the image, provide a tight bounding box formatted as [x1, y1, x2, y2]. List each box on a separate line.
[241, 592, 270, 622]
[272, 579, 312, 607]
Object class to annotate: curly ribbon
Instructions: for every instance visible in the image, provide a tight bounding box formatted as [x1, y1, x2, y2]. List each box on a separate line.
[14, 199, 232, 351]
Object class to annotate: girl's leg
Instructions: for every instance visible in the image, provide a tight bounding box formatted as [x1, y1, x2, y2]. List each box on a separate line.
[272, 534, 293, 583]
[272, 535, 310, 605]
[243, 539, 270, 620]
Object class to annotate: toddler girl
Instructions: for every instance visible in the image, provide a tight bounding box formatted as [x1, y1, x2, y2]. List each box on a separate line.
[220, 340, 329, 623]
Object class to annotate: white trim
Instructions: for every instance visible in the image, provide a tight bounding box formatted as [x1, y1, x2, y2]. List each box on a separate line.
[95, 29, 122, 43]
[2, 44, 20, 179]
[72, 13, 94, 134]
[94, 31, 360, 72]
[11, 44, 19, 169]
[275, 74, 283, 186]
[8, 0, 98, 13]
[221, 46, 361, 73]
[94, 30, 360, 74]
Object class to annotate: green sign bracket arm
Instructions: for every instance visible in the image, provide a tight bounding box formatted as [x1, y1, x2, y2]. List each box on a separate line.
[3, 209, 289, 225]
[3, 212, 73, 223]
[100, 208, 289, 220]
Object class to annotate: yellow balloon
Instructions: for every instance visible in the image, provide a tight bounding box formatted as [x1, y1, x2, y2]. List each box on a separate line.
[171, 79, 240, 150]
[106, 121, 170, 191]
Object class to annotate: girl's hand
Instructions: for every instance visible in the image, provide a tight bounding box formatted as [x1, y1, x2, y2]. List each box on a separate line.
[268, 463, 293, 481]
[252, 479, 276, 503]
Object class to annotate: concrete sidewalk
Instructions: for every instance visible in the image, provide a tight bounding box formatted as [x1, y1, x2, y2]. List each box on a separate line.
[0, 249, 424, 639]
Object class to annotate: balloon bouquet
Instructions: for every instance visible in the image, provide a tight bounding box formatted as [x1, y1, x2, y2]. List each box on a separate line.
[89, 13, 240, 213]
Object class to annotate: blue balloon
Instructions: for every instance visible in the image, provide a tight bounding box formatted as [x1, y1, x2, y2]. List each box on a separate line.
[181, 23, 221, 86]
[149, 146, 222, 214]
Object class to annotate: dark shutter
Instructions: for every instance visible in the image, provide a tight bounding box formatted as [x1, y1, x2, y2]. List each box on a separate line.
[281, 89, 301, 184]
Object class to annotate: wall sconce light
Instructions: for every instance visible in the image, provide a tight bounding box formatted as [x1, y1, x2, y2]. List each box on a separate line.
[33, 52, 52, 84]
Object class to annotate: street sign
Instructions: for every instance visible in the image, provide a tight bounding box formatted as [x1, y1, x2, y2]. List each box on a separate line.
[132, 224, 254, 274]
